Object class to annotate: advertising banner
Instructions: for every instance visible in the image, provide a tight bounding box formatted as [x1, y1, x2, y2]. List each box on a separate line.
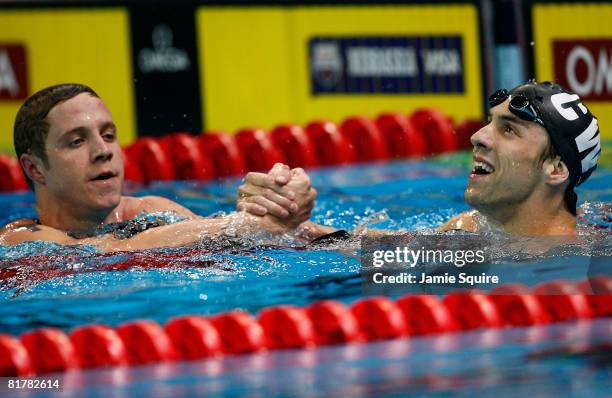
[309, 36, 465, 95]
[532, 2, 612, 140]
[0, 44, 28, 101]
[130, 5, 202, 137]
[552, 39, 612, 102]
[197, 5, 482, 134]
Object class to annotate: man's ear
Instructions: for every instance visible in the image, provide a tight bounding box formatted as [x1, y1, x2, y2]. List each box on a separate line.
[543, 155, 570, 186]
[19, 153, 46, 185]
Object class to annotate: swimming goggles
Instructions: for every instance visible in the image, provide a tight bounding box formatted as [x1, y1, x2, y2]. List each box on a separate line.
[488, 88, 545, 127]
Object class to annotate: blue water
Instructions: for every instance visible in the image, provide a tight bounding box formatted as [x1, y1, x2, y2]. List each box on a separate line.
[0, 153, 611, 397]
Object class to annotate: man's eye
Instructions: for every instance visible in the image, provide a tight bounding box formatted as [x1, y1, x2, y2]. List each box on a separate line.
[70, 139, 84, 147]
[503, 125, 515, 135]
[103, 133, 116, 142]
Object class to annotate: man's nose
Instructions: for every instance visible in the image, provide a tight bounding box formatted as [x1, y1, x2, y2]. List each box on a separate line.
[90, 135, 113, 162]
[470, 124, 493, 150]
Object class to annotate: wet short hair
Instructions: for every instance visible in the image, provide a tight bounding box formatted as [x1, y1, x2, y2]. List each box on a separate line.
[13, 83, 99, 189]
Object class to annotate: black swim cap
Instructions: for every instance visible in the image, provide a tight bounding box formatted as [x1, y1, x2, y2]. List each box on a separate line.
[510, 81, 601, 187]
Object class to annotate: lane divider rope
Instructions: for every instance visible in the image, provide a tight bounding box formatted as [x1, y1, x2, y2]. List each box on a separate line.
[0, 110, 483, 192]
[1, 276, 610, 376]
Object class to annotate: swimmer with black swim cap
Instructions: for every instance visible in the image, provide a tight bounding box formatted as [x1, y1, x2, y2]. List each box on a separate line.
[458, 80, 601, 234]
[238, 81, 602, 237]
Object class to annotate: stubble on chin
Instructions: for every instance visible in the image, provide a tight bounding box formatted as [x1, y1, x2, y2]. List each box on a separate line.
[464, 185, 484, 208]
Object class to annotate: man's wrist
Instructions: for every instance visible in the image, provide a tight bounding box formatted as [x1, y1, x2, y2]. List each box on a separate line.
[226, 212, 289, 236]
[296, 221, 336, 240]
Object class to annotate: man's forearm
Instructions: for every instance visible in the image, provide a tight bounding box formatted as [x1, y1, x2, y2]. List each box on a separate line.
[86, 213, 285, 252]
[82, 217, 229, 252]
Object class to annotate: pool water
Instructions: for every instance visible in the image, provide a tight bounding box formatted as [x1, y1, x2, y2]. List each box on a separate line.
[0, 152, 611, 397]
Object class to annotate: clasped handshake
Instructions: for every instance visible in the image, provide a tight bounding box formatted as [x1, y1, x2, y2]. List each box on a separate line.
[236, 163, 321, 235]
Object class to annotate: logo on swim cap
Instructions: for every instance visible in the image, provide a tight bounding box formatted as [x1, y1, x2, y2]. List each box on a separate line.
[549, 91, 601, 185]
[550, 93, 588, 121]
[511, 81, 601, 186]
[574, 118, 600, 183]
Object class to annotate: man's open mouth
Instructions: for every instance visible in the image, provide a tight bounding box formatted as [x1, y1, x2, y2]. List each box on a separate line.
[90, 171, 117, 181]
[471, 160, 495, 176]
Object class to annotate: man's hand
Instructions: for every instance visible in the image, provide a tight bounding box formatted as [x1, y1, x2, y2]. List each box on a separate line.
[237, 163, 316, 229]
[282, 167, 317, 227]
[237, 163, 295, 217]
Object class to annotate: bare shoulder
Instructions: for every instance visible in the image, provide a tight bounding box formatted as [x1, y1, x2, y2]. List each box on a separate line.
[438, 210, 479, 233]
[0, 219, 74, 246]
[121, 195, 197, 219]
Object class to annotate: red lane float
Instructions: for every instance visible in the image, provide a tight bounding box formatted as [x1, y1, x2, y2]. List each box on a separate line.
[305, 121, 355, 166]
[160, 132, 214, 181]
[210, 311, 267, 354]
[397, 295, 459, 335]
[339, 116, 389, 162]
[259, 305, 316, 349]
[306, 300, 360, 345]
[235, 128, 285, 172]
[198, 132, 246, 177]
[409, 108, 458, 154]
[443, 293, 503, 330]
[20, 328, 78, 374]
[122, 149, 145, 184]
[0, 334, 33, 376]
[165, 316, 223, 360]
[0, 154, 28, 192]
[125, 137, 175, 182]
[270, 124, 318, 168]
[489, 284, 551, 326]
[577, 276, 612, 317]
[533, 280, 592, 321]
[454, 119, 485, 150]
[351, 297, 407, 340]
[116, 320, 176, 365]
[375, 112, 429, 157]
[70, 325, 128, 368]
